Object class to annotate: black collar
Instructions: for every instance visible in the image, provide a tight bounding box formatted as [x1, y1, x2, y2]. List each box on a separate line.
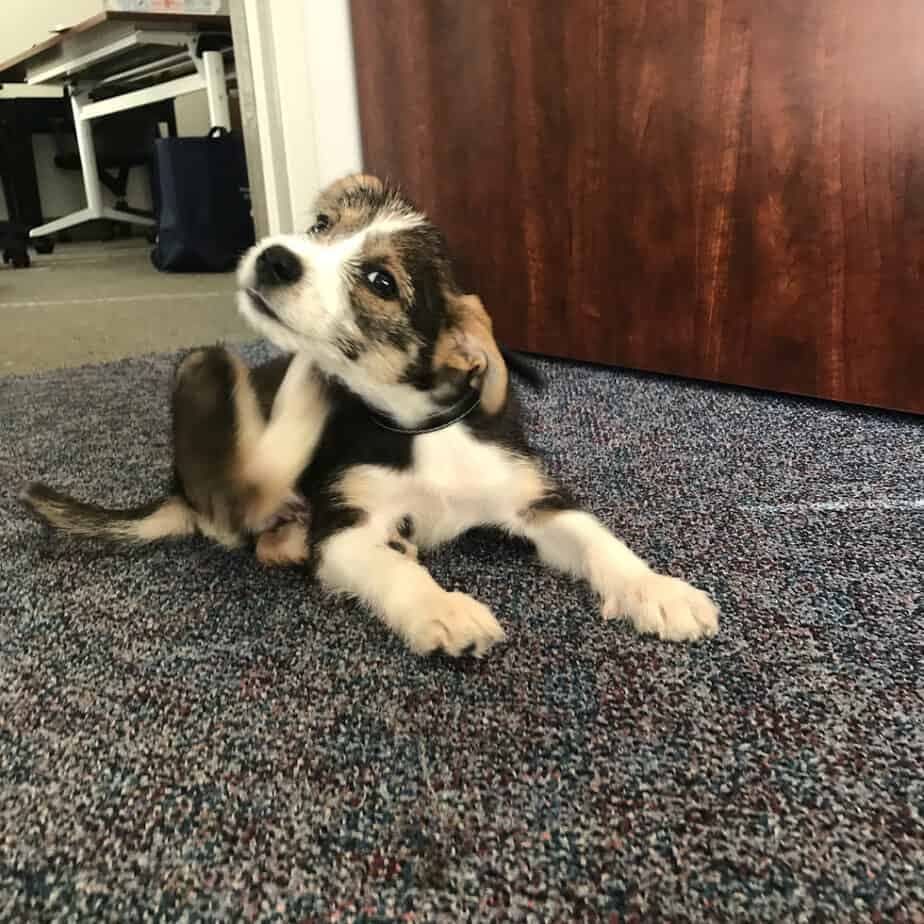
[369, 388, 482, 434]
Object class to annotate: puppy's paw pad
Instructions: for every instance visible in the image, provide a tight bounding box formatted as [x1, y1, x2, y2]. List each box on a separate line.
[406, 592, 505, 657]
[603, 573, 719, 642]
[386, 538, 419, 560]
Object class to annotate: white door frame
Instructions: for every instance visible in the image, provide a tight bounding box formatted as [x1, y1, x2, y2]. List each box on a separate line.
[231, 0, 363, 239]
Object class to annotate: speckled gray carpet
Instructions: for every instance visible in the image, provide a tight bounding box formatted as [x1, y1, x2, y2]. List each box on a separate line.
[1, 343, 922, 923]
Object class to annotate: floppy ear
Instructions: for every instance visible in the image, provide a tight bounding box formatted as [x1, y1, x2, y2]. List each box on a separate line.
[432, 294, 509, 415]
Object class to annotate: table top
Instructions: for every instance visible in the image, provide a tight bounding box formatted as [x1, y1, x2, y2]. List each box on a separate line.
[0, 10, 231, 83]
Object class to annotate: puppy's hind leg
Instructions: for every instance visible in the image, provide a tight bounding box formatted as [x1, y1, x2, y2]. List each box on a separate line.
[174, 346, 329, 552]
[171, 345, 252, 546]
[514, 498, 719, 642]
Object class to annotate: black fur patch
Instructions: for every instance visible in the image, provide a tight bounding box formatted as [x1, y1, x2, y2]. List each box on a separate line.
[297, 378, 416, 559]
[336, 336, 364, 362]
[401, 231, 455, 387]
[527, 484, 578, 514]
[500, 348, 546, 391]
[463, 383, 532, 457]
[250, 354, 293, 417]
[350, 294, 411, 349]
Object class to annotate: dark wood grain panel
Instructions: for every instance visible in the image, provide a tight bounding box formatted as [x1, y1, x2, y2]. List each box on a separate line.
[351, 0, 924, 413]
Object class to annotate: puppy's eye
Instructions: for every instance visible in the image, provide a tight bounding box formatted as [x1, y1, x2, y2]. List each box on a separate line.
[309, 214, 330, 234]
[363, 267, 398, 300]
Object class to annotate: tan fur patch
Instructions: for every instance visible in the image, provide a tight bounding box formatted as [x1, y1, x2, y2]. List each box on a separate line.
[256, 521, 310, 566]
[314, 174, 391, 236]
[319, 173, 384, 203]
[511, 465, 559, 516]
[518, 498, 571, 526]
[196, 514, 244, 549]
[433, 294, 509, 415]
[175, 349, 211, 380]
[359, 341, 419, 386]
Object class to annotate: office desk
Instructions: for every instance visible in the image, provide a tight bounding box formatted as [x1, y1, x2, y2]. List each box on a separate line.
[0, 10, 232, 240]
[0, 85, 67, 234]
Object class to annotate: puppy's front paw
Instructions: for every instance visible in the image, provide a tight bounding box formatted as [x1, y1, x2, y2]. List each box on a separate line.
[603, 572, 719, 642]
[405, 591, 506, 658]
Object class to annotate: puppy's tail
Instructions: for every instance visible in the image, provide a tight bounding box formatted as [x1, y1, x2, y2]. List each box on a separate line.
[21, 482, 196, 544]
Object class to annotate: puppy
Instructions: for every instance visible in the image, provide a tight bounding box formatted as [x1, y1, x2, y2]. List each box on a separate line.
[23, 174, 718, 656]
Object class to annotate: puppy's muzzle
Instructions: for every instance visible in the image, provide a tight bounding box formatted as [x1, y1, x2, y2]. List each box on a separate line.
[255, 244, 303, 288]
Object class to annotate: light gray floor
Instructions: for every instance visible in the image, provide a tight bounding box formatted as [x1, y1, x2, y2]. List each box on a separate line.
[0, 240, 253, 375]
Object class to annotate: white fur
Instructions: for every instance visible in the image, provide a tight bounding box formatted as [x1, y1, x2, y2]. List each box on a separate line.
[315, 425, 719, 652]
[336, 374, 441, 429]
[236, 229, 367, 350]
[518, 509, 718, 641]
[129, 497, 196, 542]
[337, 428, 544, 548]
[246, 355, 329, 486]
[319, 527, 505, 656]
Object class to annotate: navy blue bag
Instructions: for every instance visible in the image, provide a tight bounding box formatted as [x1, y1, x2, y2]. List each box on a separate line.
[151, 126, 255, 272]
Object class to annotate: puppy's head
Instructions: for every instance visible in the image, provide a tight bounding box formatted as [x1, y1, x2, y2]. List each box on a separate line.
[236, 174, 507, 425]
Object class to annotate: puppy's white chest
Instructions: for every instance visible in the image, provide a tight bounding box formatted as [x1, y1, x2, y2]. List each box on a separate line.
[407, 427, 535, 544]
[414, 428, 508, 497]
[412, 427, 517, 505]
[340, 427, 542, 548]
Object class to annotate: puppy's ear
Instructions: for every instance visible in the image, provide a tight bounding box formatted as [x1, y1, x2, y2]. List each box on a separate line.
[432, 294, 509, 415]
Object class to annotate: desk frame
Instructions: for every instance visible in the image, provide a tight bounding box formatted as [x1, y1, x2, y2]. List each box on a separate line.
[23, 26, 230, 239]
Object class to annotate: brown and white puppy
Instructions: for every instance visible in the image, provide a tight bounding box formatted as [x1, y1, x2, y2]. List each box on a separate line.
[23, 174, 718, 656]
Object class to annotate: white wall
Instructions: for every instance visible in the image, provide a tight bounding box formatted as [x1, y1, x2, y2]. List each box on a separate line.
[239, 0, 362, 236]
[0, 0, 211, 222]
[0, 0, 102, 65]
[302, 0, 363, 203]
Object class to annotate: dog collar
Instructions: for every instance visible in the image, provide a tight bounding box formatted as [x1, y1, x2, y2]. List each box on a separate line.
[369, 389, 482, 434]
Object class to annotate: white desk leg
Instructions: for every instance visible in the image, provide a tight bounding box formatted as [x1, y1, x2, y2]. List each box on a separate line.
[72, 92, 104, 216]
[30, 89, 156, 237]
[202, 50, 230, 130]
[29, 91, 106, 238]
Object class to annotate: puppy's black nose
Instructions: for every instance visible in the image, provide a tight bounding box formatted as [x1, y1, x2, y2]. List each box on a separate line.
[255, 245, 303, 286]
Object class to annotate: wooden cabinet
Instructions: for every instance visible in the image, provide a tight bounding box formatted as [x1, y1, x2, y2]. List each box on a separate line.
[352, 0, 924, 413]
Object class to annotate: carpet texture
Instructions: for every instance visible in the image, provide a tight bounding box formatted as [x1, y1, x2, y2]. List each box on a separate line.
[1, 344, 922, 922]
